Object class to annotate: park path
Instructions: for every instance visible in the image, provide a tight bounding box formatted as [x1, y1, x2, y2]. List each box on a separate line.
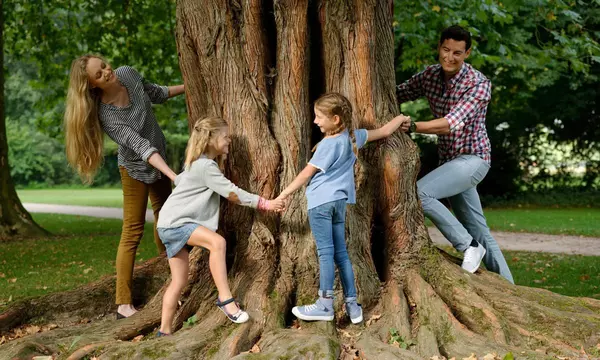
[23, 203, 600, 256]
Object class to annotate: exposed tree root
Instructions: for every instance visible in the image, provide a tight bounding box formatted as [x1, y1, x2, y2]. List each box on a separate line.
[232, 329, 340, 359]
[356, 333, 423, 360]
[0, 255, 169, 334]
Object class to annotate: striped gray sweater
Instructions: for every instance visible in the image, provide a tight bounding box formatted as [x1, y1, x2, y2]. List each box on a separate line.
[99, 66, 169, 184]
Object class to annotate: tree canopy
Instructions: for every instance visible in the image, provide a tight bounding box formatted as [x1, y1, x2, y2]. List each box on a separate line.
[3, 0, 599, 192]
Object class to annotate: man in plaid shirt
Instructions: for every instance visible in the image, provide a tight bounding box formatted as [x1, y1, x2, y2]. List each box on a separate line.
[397, 25, 513, 283]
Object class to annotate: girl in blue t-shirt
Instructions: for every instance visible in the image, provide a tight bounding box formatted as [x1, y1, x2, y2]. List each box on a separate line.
[276, 93, 410, 323]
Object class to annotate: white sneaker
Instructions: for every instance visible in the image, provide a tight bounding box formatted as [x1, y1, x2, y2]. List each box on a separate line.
[461, 244, 486, 273]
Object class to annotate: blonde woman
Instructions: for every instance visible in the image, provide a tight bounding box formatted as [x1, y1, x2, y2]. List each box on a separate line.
[64, 55, 184, 318]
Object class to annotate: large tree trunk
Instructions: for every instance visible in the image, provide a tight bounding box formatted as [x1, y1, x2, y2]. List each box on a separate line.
[1, 1, 599, 359]
[0, 0, 48, 241]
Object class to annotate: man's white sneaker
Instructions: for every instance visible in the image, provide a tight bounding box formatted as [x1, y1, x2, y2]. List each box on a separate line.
[461, 244, 486, 273]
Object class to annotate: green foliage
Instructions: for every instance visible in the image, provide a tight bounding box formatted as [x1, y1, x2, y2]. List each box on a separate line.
[481, 188, 600, 209]
[395, 0, 599, 195]
[68, 336, 82, 352]
[3, 0, 599, 193]
[4, 0, 187, 139]
[503, 353, 515, 360]
[388, 328, 415, 349]
[8, 124, 187, 188]
[183, 314, 197, 328]
[6, 119, 77, 186]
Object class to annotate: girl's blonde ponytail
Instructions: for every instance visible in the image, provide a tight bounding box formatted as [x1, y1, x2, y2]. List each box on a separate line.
[184, 117, 229, 170]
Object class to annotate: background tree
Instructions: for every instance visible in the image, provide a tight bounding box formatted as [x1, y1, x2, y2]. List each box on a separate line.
[1, 2, 599, 359]
[0, 0, 47, 240]
[2, 0, 598, 196]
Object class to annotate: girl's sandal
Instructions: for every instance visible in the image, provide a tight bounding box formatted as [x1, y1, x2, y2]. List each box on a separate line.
[156, 331, 171, 337]
[216, 298, 249, 324]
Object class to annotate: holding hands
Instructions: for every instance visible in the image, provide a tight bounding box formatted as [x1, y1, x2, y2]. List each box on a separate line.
[398, 114, 413, 133]
[259, 197, 287, 212]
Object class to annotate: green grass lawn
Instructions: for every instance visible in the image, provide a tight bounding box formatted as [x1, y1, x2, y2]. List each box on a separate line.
[423, 207, 600, 238]
[441, 246, 600, 299]
[0, 214, 598, 310]
[484, 208, 600, 237]
[0, 214, 158, 309]
[18, 188, 125, 208]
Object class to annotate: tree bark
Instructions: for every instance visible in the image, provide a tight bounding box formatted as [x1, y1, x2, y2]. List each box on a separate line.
[0, 0, 48, 241]
[0, 1, 599, 359]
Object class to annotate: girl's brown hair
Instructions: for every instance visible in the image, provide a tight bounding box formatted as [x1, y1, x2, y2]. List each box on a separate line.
[184, 116, 229, 170]
[64, 54, 107, 184]
[313, 92, 357, 153]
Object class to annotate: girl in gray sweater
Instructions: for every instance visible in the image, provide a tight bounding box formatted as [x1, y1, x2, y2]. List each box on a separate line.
[156, 117, 284, 336]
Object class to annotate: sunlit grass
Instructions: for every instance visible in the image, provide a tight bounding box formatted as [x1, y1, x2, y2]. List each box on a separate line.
[0, 214, 159, 308]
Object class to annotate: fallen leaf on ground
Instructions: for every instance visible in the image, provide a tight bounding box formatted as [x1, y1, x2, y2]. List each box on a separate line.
[462, 354, 477, 360]
[25, 325, 41, 335]
[340, 329, 353, 338]
[250, 344, 260, 353]
[8, 278, 16, 283]
[31, 357, 53, 360]
[483, 353, 501, 360]
[340, 344, 360, 360]
[365, 313, 381, 326]
[132, 335, 144, 342]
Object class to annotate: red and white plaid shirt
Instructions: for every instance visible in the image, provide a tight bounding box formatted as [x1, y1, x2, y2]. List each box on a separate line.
[396, 63, 492, 165]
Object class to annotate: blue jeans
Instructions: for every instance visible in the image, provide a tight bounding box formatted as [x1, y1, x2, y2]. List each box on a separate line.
[308, 199, 357, 299]
[418, 155, 514, 284]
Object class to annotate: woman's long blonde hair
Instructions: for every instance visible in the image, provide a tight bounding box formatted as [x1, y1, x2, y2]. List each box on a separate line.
[64, 54, 106, 184]
[184, 116, 229, 170]
[313, 92, 356, 153]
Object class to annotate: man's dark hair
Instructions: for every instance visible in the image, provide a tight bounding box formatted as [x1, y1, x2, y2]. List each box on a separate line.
[439, 25, 471, 51]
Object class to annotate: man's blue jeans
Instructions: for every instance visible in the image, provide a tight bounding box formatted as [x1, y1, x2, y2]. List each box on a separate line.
[417, 155, 514, 283]
[308, 199, 357, 299]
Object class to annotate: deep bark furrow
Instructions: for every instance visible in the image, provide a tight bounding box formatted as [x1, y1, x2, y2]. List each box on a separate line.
[269, 0, 316, 330]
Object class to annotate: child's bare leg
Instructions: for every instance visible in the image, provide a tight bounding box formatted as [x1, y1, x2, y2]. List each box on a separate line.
[159, 249, 189, 334]
[187, 226, 238, 315]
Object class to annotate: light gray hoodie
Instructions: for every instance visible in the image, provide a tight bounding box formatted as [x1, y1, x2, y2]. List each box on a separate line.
[157, 157, 259, 231]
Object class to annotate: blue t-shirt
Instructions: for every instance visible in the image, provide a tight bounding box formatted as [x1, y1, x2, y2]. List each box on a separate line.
[306, 129, 368, 210]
